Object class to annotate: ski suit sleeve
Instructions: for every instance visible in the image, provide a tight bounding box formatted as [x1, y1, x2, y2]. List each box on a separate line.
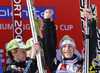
[3, 59, 38, 73]
[3, 64, 23, 73]
[88, 18, 97, 67]
[43, 18, 60, 72]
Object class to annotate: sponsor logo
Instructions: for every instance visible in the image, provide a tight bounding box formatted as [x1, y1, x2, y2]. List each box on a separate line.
[12, 45, 17, 48]
[0, 23, 73, 31]
[0, 6, 56, 19]
[12, 0, 23, 40]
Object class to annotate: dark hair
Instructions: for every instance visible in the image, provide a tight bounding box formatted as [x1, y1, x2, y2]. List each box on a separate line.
[7, 48, 18, 60]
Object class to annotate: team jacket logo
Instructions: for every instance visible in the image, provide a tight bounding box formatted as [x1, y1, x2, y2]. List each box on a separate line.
[60, 64, 67, 71]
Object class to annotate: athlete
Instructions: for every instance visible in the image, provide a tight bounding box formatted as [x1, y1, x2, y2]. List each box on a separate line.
[3, 39, 41, 73]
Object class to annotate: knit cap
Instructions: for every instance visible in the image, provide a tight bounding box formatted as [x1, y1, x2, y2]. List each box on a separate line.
[59, 35, 76, 51]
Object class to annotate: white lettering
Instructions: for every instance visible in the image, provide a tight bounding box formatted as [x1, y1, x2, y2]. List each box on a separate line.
[60, 24, 64, 31]
[41, 12, 44, 18]
[23, 24, 25, 30]
[1, 59, 4, 63]
[14, 0, 21, 4]
[0, 23, 74, 31]
[16, 35, 23, 40]
[0, 24, 13, 30]
[0, 8, 47, 18]
[0, 24, 1, 30]
[35, 10, 39, 18]
[14, 4, 21, 11]
[0, 24, 31, 30]
[23, 10, 28, 16]
[5, 43, 8, 49]
[14, 12, 22, 18]
[8, 24, 13, 30]
[64, 25, 69, 31]
[55, 25, 58, 30]
[0, 10, 6, 16]
[15, 20, 22, 27]
[60, 24, 73, 31]
[26, 24, 30, 30]
[2, 24, 7, 30]
[0, 50, 3, 57]
[7, 9, 10, 16]
[14, 20, 22, 39]
[0, 49, 4, 63]
[69, 25, 73, 30]
[15, 27, 22, 34]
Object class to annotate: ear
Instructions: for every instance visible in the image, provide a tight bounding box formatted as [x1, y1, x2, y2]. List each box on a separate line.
[26, 50, 31, 58]
[73, 48, 75, 53]
[61, 48, 65, 58]
[73, 48, 75, 54]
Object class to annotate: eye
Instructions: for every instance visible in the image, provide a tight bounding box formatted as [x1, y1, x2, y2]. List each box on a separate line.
[21, 51, 26, 54]
[62, 45, 66, 48]
[68, 45, 73, 48]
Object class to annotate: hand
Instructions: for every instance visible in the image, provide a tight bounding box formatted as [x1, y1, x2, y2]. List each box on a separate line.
[44, 9, 54, 21]
[38, 16, 43, 30]
[83, 8, 94, 20]
[76, 66, 83, 73]
[27, 42, 42, 59]
[26, 49, 32, 58]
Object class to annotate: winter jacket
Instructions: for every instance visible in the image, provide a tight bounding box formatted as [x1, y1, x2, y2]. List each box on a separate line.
[3, 57, 38, 73]
[43, 18, 83, 73]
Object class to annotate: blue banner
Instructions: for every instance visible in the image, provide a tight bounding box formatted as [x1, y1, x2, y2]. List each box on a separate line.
[0, 57, 2, 73]
[0, 6, 56, 19]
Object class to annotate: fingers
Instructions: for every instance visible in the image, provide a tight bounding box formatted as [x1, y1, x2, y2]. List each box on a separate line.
[44, 9, 54, 19]
[38, 16, 43, 29]
[32, 42, 42, 51]
[26, 42, 41, 59]
[83, 8, 93, 19]
[44, 9, 54, 14]
[38, 16, 42, 22]
[26, 50, 32, 57]
[76, 66, 83, 73]
[83, 8, 92, 14]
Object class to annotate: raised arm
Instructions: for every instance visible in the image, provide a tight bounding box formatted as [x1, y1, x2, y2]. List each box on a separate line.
[83, 8, 97, 67]
[43, 9, 59, 72]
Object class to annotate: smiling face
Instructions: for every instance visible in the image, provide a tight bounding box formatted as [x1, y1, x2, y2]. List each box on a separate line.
[12, 48, 27, 62]
[61, 44, 75, 58]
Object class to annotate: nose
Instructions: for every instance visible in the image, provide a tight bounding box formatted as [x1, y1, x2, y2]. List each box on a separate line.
[24, 51, 27, 57]
[25, 52, 27, 56]
[64, 46, 69, 52]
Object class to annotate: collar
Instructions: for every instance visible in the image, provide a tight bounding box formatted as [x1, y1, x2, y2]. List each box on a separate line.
[10, 60, 26, 68]
[60, 54, 79, 64]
